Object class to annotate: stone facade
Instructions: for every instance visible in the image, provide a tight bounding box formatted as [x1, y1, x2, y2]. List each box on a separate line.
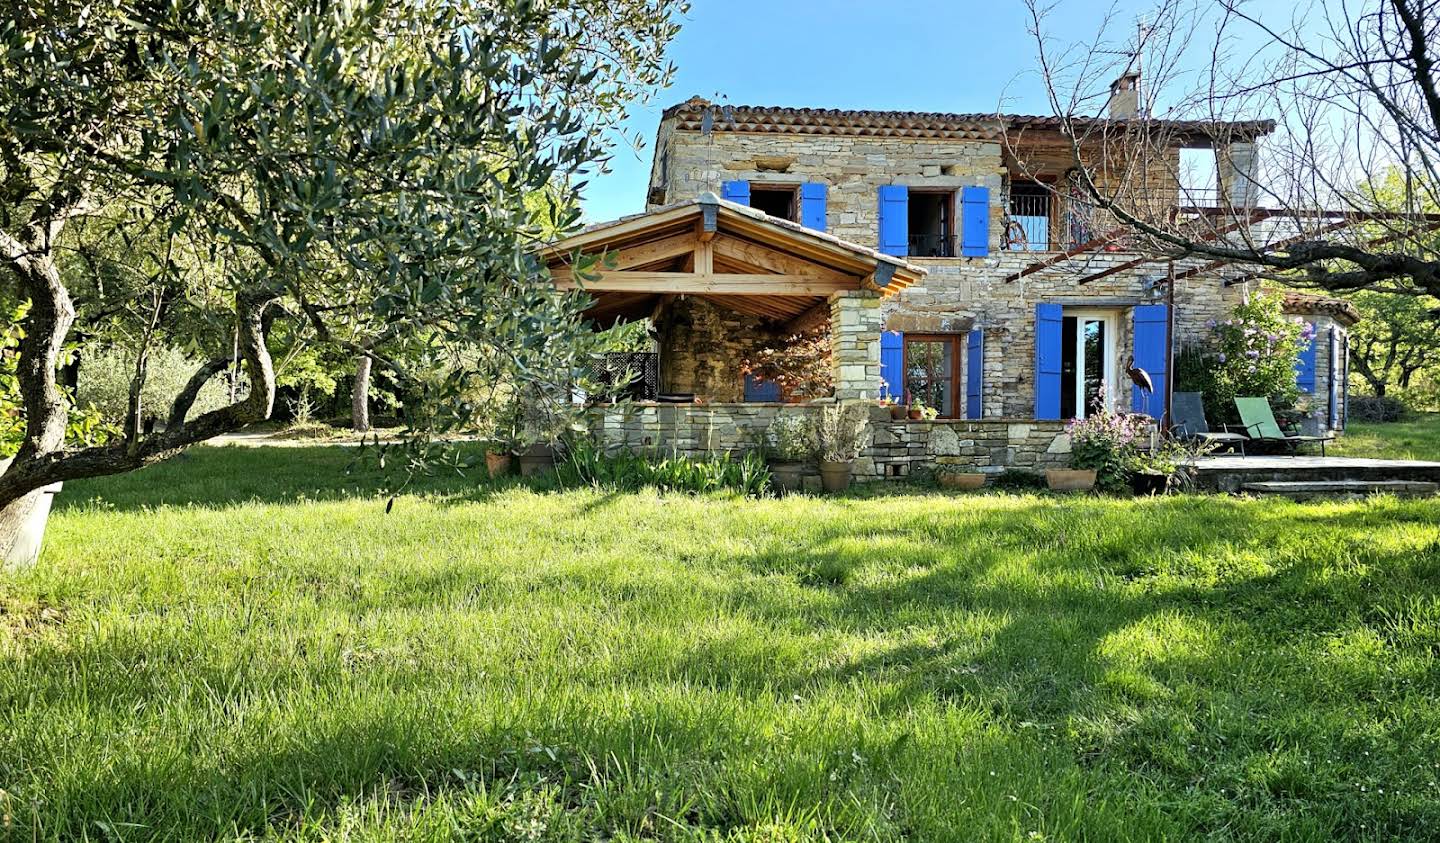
[587, 402, 1078, 488]
[656, 297, 780, 402]
[828, 291, 884, 400]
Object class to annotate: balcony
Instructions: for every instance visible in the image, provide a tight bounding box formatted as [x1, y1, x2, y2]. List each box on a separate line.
[907, 233, 957, 258]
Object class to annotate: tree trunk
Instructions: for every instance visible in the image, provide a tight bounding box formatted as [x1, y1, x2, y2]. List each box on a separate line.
[0, 486, 56, 570]
[352, 355, 372, 433]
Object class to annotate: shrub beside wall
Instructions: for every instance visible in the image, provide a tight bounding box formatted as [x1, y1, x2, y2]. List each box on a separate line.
[77, 346, 242, 428]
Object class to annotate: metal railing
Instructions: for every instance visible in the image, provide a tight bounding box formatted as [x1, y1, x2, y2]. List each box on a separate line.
[587, 352, 658, 401]
[907, 233, 957, 258]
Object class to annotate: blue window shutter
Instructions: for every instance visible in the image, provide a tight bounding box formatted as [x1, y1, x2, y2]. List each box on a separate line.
[961, 186, 990, 257]
[800, 183, 827, 232]
[880, 330, 904, 401]
[744, 373, 780, 402]
[966, 329, 984, 419]
[1131, 304, 1169, 418]
[877, 185, 908, 256]
[1327, 327, 1341, 428]
[721, 180, 750, 206]
[1296, 331, 1317, 393]
[1034, 303, 1063, 419]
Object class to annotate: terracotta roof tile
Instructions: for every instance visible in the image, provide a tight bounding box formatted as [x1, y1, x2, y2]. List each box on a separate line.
[1280, 291, 1361, 325]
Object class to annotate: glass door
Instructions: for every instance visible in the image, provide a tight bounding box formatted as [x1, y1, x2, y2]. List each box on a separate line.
[1060, 311, 1116, 419]
[903, 335, 961, 418]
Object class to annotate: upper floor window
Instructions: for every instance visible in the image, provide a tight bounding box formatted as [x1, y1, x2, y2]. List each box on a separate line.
[908, 191, 956, 257]
[750, 186, 798, 222]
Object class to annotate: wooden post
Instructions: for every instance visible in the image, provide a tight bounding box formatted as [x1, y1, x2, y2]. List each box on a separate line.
[1164, 260, 1175, 431]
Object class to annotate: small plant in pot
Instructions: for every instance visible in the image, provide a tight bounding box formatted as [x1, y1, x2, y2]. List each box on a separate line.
[907, 398, 924, 420]
[879, 395, 906, 421]
[1053, 404, 1151, 492]
[765, 413, 813, 493]
[1123, 436, 1214, 496]
[814, 403, 871, 493]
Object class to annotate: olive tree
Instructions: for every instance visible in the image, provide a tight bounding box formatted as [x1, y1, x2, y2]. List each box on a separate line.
[0, 0, 683, 554]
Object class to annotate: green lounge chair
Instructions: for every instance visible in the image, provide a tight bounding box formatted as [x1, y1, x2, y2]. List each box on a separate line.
[1234, 396, 1334, 456]
[1172, 392, 1247, 454]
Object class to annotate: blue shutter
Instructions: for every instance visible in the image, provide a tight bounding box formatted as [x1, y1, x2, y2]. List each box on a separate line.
[744, 373, 781, 402]
[880, 330, 904, 401]
[961, 186, 990, 257]
[1131, 304, 1169, 419]
[966, 328, 984, 419]
[1296, 331, 1317, 393]
[1034, 303, 1063, 419]
[721, 180, 750, 205]
[877, 185, 908, 256]
[1327, 327, 1341, 429]
[800, 183, 827, 232]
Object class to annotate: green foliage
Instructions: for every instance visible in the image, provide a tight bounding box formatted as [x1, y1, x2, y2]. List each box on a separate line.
[765, 413, 814, 462]
[1346, 290, 1440, 401]
[1176, 293, 1307, 424]
[558, 439, 771, 497]
[0, 305, 116, 458]
[11, 443, 1440, 838]
[76, 345, 238, 428]
[0, 0, 686, 498]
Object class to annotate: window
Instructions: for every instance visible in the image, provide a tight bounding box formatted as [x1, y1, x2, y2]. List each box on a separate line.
[1179, 147, 1219, 208]
[907, 191, 955, 257]
[1059, 311, 1118, 419]
[1006, 181, 1052, 251]
[904, 334, 962, 417]
[750, 186, 798, 221]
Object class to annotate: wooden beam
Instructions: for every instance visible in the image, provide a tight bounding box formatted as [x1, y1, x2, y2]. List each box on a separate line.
[694, 238, 714, 274]
[604, 233, 698, 270]
[712, 235, 853, 281]
[699, 205, 717, 241]
[785, 300, 831, 334]
[553, 270, 854, 295]
[864, 262, 897, 293]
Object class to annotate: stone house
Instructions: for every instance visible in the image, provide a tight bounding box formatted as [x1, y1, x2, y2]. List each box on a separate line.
[550, 87, 1358, 483]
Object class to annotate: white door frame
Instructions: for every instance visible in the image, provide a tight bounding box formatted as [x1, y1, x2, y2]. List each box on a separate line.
[1068, 309, 1119, 417]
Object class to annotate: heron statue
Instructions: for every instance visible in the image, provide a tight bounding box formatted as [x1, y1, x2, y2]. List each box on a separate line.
[1125, 355, 1154, 396]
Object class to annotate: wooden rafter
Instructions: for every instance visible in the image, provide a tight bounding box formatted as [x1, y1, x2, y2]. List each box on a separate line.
[553, 270, 854, 296]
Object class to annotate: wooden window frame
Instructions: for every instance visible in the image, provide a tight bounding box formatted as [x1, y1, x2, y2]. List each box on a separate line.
[906, 188, 958, 258]
[748, 183, 801, 223]
[902, 333, 963, 418]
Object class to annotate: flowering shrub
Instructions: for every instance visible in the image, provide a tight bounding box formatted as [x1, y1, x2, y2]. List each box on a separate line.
[766, 413, 814, 462]
[1066, 406, 1152, 492]
[1177, 293, 1308, 424]
[740, 329, 832, 401]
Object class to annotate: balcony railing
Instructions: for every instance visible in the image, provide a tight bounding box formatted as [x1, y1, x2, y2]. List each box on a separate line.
[907, 233, 957, 258]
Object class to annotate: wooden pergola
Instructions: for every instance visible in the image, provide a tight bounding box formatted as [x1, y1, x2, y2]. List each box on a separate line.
[541, 193, 925, 333]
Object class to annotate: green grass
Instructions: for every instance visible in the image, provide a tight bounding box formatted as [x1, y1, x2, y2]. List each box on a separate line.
[1332, 413, 1440, 461]
[4, 445, 1440, 840]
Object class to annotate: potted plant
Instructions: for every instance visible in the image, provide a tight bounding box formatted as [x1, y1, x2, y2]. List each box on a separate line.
[907, 398, 924, 420]
[1051, 405, 1152, 492]
[879, 396, 905, 421]
[765, 413, 813, 493]
[1123, 436, 1213, 496]
[814, 403, 870, 493]
[937, 467, 985, 490]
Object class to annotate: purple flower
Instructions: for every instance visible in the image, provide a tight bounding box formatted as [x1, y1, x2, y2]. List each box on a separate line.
[1206, 319, 1217, 329]
[1246, 350, 1260, 360]
[1217, 353, 1227, 362]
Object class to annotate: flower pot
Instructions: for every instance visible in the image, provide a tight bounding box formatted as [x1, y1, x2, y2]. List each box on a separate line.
[1045, 468, 1097, 492]
[907, 409, 922, 420]
[484, 450, 513, 477]
[517, 444, 556, 477]
[938, 472, 985, 491]
[1129, 471, 1170, 496]
[889, 406, 906, 421]
[0, 458, 61, 570]
[818, 460, 853, 493]
[769, 460, 804, 493]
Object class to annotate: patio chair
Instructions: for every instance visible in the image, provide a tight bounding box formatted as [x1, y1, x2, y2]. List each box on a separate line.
[1172, 392, 1247, 455]
[1234, 396, 1334, 456]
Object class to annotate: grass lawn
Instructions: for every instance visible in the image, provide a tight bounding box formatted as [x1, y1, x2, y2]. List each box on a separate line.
[1332, 413, 1440, 462]
[3, 446, 1440, 840]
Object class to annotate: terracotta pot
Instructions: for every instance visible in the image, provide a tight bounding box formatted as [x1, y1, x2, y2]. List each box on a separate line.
[1129, 471, 1170, 496]
[889, 405, 906, 421]
[818, 460, 853, 493]
[907, 409, 923, 420]
[1045, 468, 1097, 492]
[938, 472, 985, 490]
[484, 450, 513, 477]
[769, 460, 804, 493]
[517, 444, 556, 477]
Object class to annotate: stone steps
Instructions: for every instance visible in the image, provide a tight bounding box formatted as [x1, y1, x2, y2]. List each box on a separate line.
[1240, 479, 1439, 500]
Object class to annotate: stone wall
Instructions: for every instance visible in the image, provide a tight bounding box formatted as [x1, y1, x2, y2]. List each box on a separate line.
[656, 297, 782, 401]
[886, 252, 1246, 418]
[586, 402, 1077, 489]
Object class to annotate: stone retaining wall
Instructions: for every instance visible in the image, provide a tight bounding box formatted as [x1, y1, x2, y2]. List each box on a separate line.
[586, 402, 1076, 490]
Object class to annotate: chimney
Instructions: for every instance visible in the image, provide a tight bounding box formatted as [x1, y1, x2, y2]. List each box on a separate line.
[1107, 71, 1142, 120]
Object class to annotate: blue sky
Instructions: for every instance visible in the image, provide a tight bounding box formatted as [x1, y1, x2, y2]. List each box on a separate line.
[579, 0, 1299, 223]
